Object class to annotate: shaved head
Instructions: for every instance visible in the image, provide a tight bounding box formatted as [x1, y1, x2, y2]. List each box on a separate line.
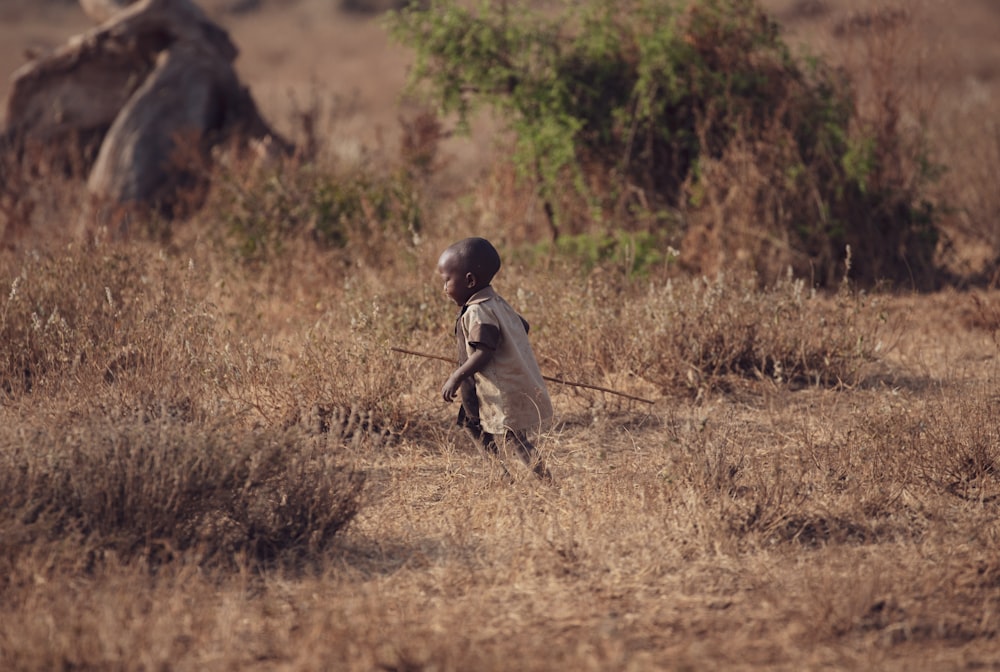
[439, 237, 502, 284]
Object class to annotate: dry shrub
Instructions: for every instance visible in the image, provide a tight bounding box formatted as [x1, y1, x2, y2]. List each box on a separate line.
[780, 546, 1000, 649]
[889, 391, 1000, 506]
[643, 275, 888, 393]
[274, 331, 418, 444]
[0, 140, 92, 246]
[935, 110, 1000, 281]
[830, 1, 942, 282]
[204, 151, 423, 268]
[655, 400, 921, 555]
[273, 278, 445, 442]
[398, 107, 447, 181]
[0, 246, 147, 397]
[169, 103, 443, 321]
[0, 218, 437, 438]
[0, 408, 364, 568]
[533, 267, 889, 399]
[681, 50, 939, 288]
[469, 156, 553, 245]
[0, 146, 33, 245]
[679, 125, 809, 282]
[957, 290, 1000, 350]
[181, 248, 446, 442]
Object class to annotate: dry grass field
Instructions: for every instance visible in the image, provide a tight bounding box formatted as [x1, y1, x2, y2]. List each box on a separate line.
[2, 1, 1000, 670]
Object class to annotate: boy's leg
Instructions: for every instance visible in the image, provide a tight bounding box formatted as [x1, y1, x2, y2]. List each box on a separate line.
[457, 404, 514, 482]
[503, 430, 552, 483]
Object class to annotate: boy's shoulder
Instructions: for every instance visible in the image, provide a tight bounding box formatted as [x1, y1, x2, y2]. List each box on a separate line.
[466, 286, 501, 306]
[467, 287, 521, 315]
[465, 288, 533, 336]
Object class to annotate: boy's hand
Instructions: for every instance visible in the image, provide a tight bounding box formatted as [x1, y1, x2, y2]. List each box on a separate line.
[441, 373, 462, 403]
[441, 348, 493, 403]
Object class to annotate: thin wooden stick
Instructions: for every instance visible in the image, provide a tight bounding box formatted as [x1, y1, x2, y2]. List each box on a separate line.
[390, 346, 655, 405]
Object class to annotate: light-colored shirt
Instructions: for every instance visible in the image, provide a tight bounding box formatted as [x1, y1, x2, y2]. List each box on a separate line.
[457, 287, 553, 434]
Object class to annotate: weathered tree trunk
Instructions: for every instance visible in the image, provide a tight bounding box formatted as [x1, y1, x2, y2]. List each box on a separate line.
[79, 0, 139, 24]
[87, 42, 222, 212]
[2, 32, 155, 157]
[0, 0, 289, 233]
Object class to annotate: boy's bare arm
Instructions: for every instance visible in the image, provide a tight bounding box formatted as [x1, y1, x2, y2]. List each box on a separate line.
[442, 347, 494, 402]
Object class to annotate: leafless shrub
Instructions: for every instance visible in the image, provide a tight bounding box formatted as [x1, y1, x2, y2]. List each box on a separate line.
[0, 408, 364, 568]
[532, 267, 889, 401]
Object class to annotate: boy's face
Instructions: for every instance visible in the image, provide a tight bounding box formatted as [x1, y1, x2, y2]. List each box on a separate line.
[437, 251, 478, 306]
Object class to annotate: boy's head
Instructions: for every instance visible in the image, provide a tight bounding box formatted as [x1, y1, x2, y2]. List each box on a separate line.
[437, 237, 502, 306]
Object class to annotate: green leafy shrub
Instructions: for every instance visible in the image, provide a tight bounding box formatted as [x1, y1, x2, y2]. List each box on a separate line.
[519, 230, 677, 278]
[388, 0, 942, 286]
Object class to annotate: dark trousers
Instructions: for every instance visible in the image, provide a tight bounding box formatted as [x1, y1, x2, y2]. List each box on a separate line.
[457, 404, 551, 482]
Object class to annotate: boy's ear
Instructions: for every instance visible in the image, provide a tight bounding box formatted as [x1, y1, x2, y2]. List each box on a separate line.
[465, 272, 477, 288]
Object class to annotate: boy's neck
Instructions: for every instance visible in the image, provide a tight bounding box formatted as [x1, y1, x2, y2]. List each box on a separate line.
[464, 284, 494, 305]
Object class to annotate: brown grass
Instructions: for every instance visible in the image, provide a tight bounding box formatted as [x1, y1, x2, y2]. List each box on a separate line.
[1, 1, 999, 670]
[3, 201, 998, 670]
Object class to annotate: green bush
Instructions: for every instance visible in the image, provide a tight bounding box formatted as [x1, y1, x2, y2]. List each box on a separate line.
[388, 0, 942, 286]
[519, 230, 677, 278]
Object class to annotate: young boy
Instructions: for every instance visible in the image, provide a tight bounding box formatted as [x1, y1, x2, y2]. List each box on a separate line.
[437, 237, 553, 481]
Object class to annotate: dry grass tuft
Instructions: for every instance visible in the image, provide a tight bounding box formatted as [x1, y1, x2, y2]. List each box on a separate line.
[526, 265, 889, 401]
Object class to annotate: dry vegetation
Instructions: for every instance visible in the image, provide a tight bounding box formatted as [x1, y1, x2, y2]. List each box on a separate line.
[2, 1, 1000, 670]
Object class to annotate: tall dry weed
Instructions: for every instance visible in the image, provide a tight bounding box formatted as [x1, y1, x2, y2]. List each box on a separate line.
[0, 244, 221, 416]
[0, 142, 91, 247]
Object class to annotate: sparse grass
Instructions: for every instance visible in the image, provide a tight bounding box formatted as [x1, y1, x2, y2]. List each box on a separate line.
[0, 0, 999, 670]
